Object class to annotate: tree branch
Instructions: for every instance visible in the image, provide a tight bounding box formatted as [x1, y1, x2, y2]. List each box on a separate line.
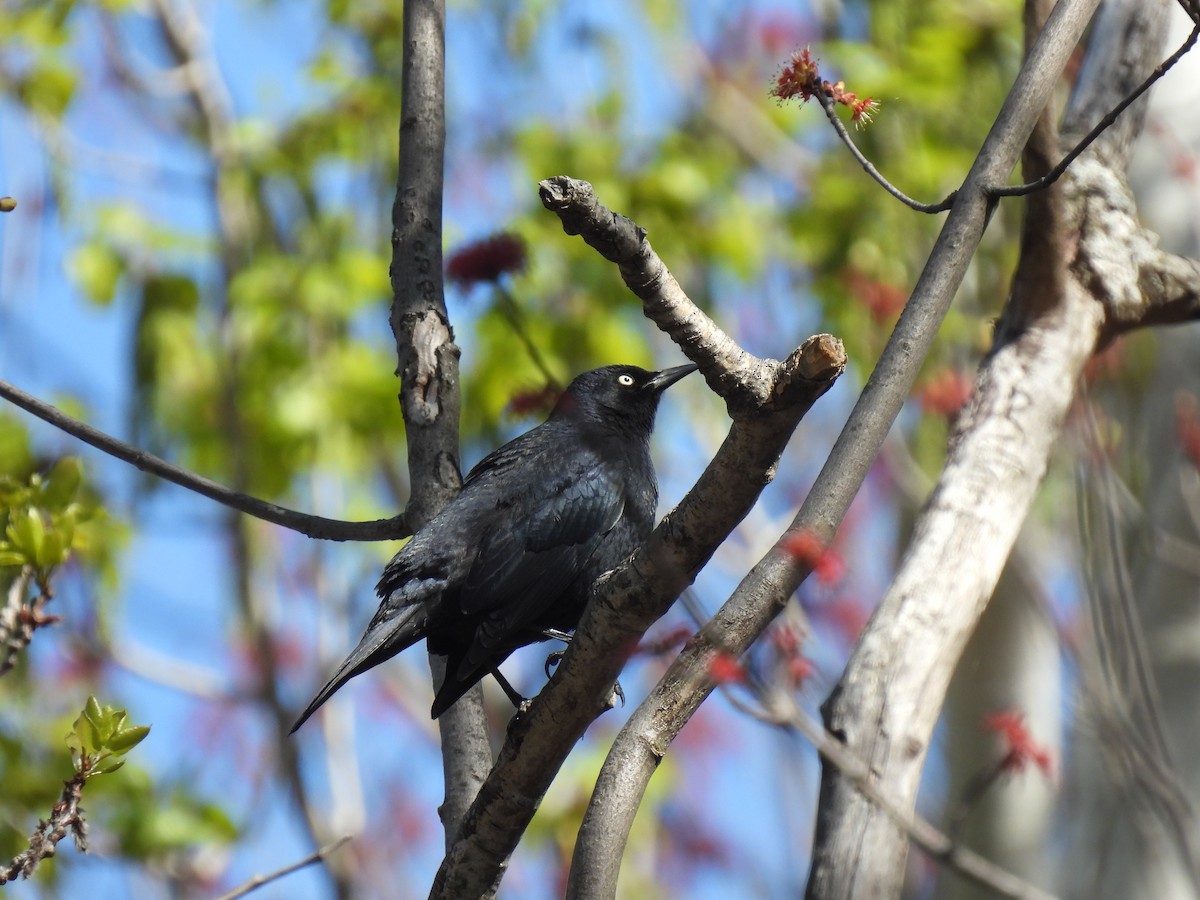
[757, 691, 1057, 900]
[0, 379, 408, 542]
[386, 0, 492, 847]
[805, 2, 1179, 896]
[537, 176, 780, 413]
[0, 570, 58, 678]
[428, 181, 846, 898]
[994, 21, 1199, 198]
[0, 772, 87, 884]
[812, 89, 956, 214]
[564, 0, 1107, 896]
[215, 834, 353, 900]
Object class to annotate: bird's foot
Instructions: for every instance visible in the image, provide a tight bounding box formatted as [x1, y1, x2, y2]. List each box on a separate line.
[544, 649, 566, 678]
[603, 680, 626, 711]
[490, 668, 529, 710]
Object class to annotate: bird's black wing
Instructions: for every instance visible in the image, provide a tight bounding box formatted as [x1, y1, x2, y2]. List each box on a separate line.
[455, 453, 625, 672]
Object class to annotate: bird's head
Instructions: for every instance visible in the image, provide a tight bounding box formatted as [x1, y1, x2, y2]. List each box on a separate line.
[552, 363, 698, 436]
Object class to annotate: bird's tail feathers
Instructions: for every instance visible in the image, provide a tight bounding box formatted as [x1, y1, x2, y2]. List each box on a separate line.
[289, 604, 426, 733]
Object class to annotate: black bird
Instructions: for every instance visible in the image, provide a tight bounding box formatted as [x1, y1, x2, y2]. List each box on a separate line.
[291, 362, 697, 730]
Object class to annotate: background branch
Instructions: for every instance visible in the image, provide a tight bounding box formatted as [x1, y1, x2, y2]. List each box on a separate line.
[386, 0, 492, 846]
[429, 182, 846, 897]
[0, 379, 409, 542]
[806, 1, 1182, 896]
[562, 2, 1105, 896]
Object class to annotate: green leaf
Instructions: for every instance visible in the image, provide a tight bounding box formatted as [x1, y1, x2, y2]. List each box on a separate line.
[0, 546, 26, 567]
[84, 695, 104, 725]
[7, 508, 45, 561]
[107, 725, 151, 755]
[66, 242, 123, 305]
[91, 757, 125, 776]
[69, 712, 100, 758]
[34, 528, 66, 571]
[40, 458, 82, 510]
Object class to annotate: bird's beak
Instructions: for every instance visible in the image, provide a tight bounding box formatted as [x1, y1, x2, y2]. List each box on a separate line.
[645, 363, 699, 393]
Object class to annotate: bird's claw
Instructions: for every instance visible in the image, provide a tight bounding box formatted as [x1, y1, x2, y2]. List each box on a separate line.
[544, 649, 566, 677]
[604, 680, 626, 711]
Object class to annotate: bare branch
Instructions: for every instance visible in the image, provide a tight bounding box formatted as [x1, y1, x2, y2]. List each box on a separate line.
[804, 2, 1177, 896]
[565, 1, 1106, 896]
[386, 0, 492, 845]
[995, 22, 1200, 198]
[537, 176, 781, 412]
[0, 773, 87, 884]
[0, 379, 408, 542]
[0, 571, 58, 677]
[775, 695, 1057, 900]
[1129, 246, 1200, 329]
[429, 179, 845, 898]
[812, 90, 956, 214]
[215, 834, 353, 900]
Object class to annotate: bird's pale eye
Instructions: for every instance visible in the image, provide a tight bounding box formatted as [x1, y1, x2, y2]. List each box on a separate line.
[617, 374, 635, 387]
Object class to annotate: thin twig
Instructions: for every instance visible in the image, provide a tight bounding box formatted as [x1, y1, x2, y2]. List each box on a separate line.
[814, 91, 957, 214]
[0, 773, 88, 884]
[0, 571, 58, 677]
[0, 379, 408, 542]
[994, 23, 1200, 198]
[215, 834, 354, 900]
[494, 286, 562, 389]
[692, 649, 1055, 900]
[764, 695, 1058, 900]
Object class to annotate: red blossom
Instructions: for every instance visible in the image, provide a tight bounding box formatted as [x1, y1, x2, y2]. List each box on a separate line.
[1176, 391, 1200, 471]
[821, 596, 869, 643]
[918, 367, 974, 418]
[845, 268, 907, 322]
[786, 656, 815, 687]
[708, 651, 746, 684]
[446, 232, 526, 287]
[770, 623, 802, 658]
[1171, 151, 1197, 181]
[507, 383, 560, 417]
[982, 710, 1054, 778]
[780, 529, 845, 584]
[636, 625, 694, 658]
[771, 47, 821, 102]
[770, 47, 879, 126]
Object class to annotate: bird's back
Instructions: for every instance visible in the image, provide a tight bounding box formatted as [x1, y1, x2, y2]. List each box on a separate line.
[401, 417, 657, 714]
[292, 363, 692, 729]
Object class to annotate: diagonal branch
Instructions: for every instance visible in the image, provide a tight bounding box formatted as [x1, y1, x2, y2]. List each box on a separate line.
[215, 834, 353, 900]
[537, 176, 779, 411]
[994, 21, 1200, 198]
[0, 379, 408, 542]
[385, 0, 492, 847]
[428, 180, 845, 899]
[565, 0, 1107, 896]
[804, 1, 1180, 897]
[751, 692, 1057, 900]
[812, 90, 956, 214]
